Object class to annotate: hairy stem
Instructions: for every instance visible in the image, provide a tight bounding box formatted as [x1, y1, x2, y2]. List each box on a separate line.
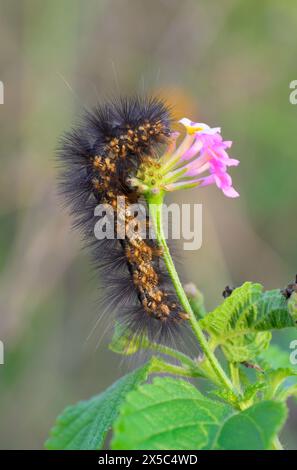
[150, 357, 205, 379]
[147, 192, 235, 394]
[147, 341, 207, 378]
[230, 363, 241, 394]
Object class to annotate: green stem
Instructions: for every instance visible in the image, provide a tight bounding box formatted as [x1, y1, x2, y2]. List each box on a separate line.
[150, 357, 205, 379]
[272, 436, 283, 450]
[147, 341, 207, 378]
[147, 192, 235, 394]
[230, 363, 241, 393]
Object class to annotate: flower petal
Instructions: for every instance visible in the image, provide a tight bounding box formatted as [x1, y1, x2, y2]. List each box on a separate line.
[222, 186, 240, 198]
[179, 118, 220, 136]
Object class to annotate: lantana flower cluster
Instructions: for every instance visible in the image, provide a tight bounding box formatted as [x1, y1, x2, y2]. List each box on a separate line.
[160, 118, 239, 198]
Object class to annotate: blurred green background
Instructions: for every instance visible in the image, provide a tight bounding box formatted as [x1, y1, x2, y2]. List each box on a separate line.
[0, 0, 296, 449]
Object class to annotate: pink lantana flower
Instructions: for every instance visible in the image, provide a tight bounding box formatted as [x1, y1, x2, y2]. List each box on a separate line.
[160, 118, 240, 198]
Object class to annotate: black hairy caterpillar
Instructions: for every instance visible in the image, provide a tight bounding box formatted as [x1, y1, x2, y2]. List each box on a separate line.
[59, 96, 188, 342]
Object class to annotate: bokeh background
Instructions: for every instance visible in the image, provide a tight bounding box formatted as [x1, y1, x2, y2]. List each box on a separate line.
[0, 0, 297, 449]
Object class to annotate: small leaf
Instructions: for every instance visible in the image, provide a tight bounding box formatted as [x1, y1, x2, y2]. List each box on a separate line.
[241, 382, 266, 403]
[259, 344, 294, 370]
[263, 368, 297, 400]
[45, 362, 152, 450]
[200, 282, 295, 362]
[112, 377, 286, 450]
[210, 382, 265, 409]
[209, 388, 239, 407]
[109, 323, 146, 355]
[288, 292, 297, 321]
[221, 332, 271, 363]
[259, 345, 297, 401]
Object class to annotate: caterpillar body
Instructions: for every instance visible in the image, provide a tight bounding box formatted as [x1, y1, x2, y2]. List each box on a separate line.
[59, 96, 188, 342]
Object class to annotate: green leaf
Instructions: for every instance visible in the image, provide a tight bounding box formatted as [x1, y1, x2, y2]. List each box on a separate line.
[200, 282, 295, 362]
[259, 344, 295, 370]
[259, 345, 297, 401]
[212, 382, 266, 409]
[45, 362, 153, 450]
[241, 382, 266, 403]
[288, 292, 297, 321]
[222, 332, 272, 363]
[255, 289, 295, 330]
[263, 368, 297, 400]
[112, 377, 233, 450]
[216, 401, 287, 450]
[112, 377, 287, 450]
